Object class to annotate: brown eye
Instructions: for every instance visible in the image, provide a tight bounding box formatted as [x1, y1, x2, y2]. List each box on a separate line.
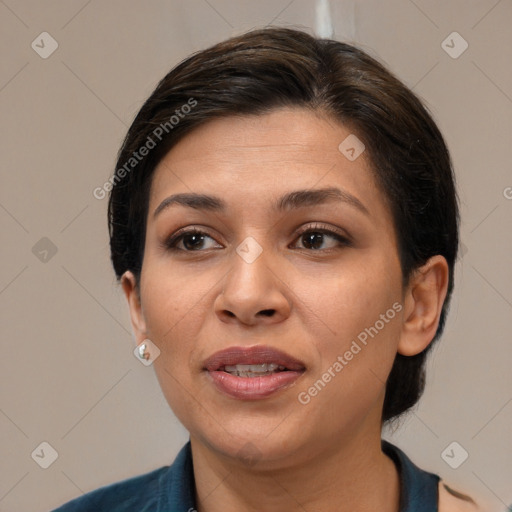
[165, 229, 221, 252]
[293, 224, 352, 251]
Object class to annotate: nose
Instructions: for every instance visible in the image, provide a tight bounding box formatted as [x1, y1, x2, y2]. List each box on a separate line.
[214, 243, 292, 326]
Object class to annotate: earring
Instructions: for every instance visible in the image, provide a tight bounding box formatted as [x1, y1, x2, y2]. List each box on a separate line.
[134, 338, 161, 366]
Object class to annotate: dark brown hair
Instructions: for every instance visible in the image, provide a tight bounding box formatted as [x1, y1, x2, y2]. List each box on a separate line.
[108, 27, 459, 422]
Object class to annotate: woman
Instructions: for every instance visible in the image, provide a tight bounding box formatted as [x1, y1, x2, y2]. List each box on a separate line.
[53, 27, 481, 511]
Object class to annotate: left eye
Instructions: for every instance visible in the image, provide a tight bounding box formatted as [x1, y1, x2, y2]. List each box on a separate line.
[292, 228, 351, 251]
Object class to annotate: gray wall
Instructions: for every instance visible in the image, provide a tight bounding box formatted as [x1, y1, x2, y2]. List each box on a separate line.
[1, 1, 510, 511]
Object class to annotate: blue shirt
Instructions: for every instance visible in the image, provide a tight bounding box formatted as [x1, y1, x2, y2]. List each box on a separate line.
[51, 440, 440, 511]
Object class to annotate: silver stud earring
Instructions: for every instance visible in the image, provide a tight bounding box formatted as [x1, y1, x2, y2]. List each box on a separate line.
[133, 339, 160, 366]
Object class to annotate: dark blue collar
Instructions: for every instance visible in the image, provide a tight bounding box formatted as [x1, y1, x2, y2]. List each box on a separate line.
[382, 440, 440, 511]
[161, 440, 440, 511]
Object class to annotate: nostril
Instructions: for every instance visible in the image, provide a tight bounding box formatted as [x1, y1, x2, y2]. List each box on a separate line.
[259, 309, 275, 317]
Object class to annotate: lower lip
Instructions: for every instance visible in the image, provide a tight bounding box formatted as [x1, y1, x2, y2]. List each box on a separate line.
[207, 370, 304, 400]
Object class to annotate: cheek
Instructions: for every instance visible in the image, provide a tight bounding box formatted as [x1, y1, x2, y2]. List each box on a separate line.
[140, 269, 207, 426]
[139, 266, 210, 380]
[295, 256, 402, 347]
[141, 261, 208, 333]
[297, 277, 402, 427]
[294, 254, 403, 405]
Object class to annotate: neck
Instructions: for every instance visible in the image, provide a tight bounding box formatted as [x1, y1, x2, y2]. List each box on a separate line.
[190, 424, 400, 512]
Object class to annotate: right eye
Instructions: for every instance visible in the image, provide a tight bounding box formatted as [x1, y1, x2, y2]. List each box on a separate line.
[164, 228, 222, 252]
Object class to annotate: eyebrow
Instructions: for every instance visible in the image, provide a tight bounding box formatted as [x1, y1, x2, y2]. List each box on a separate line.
[153, 186, 370, 218]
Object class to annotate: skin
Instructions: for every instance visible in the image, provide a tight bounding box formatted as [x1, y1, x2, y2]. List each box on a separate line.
[122, 107, 449, 512]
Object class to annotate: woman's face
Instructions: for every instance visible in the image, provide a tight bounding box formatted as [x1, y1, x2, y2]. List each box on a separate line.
[127, 107, 407, 466]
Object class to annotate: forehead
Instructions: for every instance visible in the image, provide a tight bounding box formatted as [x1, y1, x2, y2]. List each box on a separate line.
[160, 108, 356, 164]
[148, 108, 388, 221]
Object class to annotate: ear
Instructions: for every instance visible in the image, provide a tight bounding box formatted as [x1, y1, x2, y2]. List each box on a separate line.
[398, 255, 450, 356]
[121, 270, 147, 343]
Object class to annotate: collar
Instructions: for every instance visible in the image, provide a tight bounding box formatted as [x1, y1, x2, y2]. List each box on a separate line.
[382, 440, 440, 511]
[161, 440, 440, 511]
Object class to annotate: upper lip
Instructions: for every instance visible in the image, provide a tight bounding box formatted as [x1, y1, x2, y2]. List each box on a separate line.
[203, 345, 306, 372]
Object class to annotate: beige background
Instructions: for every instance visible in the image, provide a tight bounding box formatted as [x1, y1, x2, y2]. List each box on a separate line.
[1, 1, 511, 511]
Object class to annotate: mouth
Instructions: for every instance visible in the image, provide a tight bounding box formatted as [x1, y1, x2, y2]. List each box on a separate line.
[203, 346, 306, 400]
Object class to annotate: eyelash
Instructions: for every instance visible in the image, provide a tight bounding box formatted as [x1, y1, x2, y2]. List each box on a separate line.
[163, 223, 352, 253]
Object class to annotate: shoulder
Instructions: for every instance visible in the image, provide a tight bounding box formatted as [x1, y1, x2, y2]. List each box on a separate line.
[50, 465, 169, 511]
[438, 481, 484, 512]
[51, 441, 195, 511]
[381, 440, 487, 512]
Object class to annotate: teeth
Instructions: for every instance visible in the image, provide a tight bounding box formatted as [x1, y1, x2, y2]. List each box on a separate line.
[225, 363, 279, 372]
[224, 363, 285, 377]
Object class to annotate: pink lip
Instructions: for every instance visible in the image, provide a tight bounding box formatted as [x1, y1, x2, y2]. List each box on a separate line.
[203, 345, 306, 400]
